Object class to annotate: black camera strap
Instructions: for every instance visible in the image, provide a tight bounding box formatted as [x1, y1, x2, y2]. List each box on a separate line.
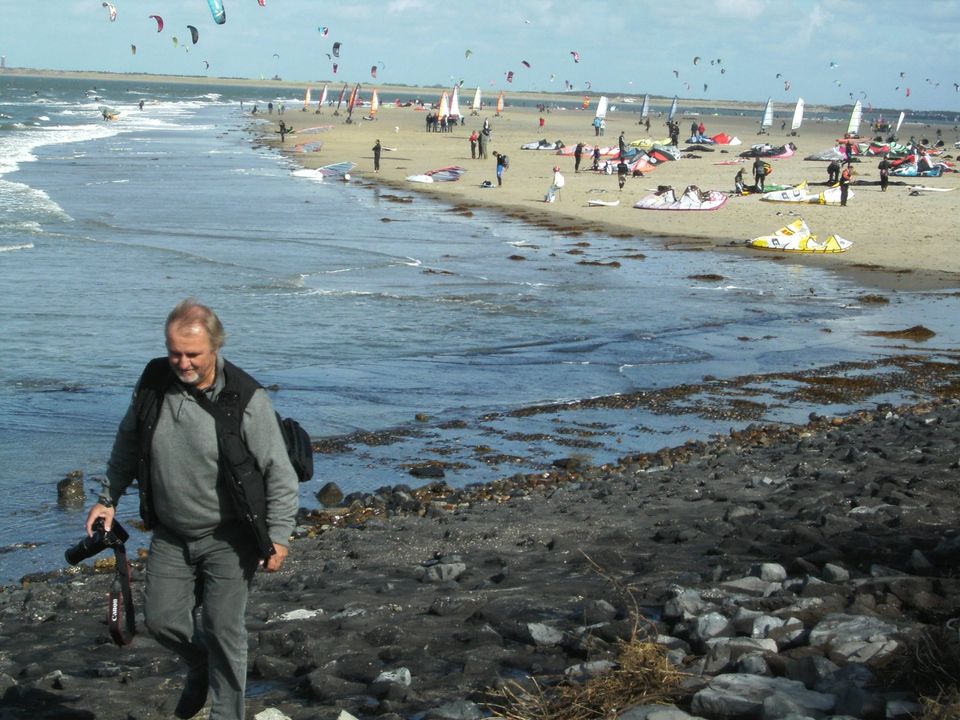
[108, 543, 136, 645]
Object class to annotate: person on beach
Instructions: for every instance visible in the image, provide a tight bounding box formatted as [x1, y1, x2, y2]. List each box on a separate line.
[277, 121, 289, 143]
[645, 116, 651, 132]
[734, 167, 745, 194]
[752, 156, 767, 191]
[618, 131, 627, 158]
[469, 130, 479, 159]
[545, 165, 564, 203]
[574, 142, 585, 173]
[493, 151, 508, 186]
[592, 145, 601, 171]
[372, 139, 381, 173]
[617, 159, 629, 190]
[84, 299, 298, 720]
[698, 120, 706, 137]
[878, 155, 891, 192]
[840, 164, 852, 206]
[827, 159, 841, 185]
[478, 129, 489, 160]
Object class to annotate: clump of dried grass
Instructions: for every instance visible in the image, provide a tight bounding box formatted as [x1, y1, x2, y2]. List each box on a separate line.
[487, 638, 687, 720]
[883, 620, 960, 719]
[486, 553, 690, 720]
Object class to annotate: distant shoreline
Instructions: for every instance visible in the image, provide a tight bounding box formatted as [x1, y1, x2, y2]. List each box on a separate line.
[3, 66, 941, 117]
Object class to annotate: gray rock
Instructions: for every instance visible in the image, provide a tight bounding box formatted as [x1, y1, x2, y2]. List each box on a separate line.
[752, 563, 788, 582]
[807, 614, 899, 649]
[663, 588, 705, 621]
[618, 705, 705, 720]
[56, 470, 85, 507]
[736, 653, 770, 676]
[690, 612, 734, 647]
[822, 563, 850, 582]
[784, 654, 839, 690]
[303, 671, 367, 701]
[691, 674, 835, 719]
[720, 576, 781, 597]
[564, 659, 616, 683]
[423, 699, 484, 720]
[315, 482, 344, 507]
[374, 667, 411, 687]
[750, 615, 786, 639]
[416, 562, 466, 583]
[254, 710, 292, 720]
[520, 622, 564, 646]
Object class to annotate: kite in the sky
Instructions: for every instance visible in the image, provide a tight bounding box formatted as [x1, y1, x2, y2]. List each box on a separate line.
[900, 71, 906, 78]
[332, 63, 339, 74]
[207, 0, 225, 25]
[371, 65, 378, 78]
[332, 42, 342, 58]
[521, 60, 531, 69]
[672, 69, 679, 78]
[703, 83, 708, 92]
[784, 80, 791, 92]
[258, 0, 265, 5]
[102, 2, 117, 21]
[465, 49, 473, 60]
[906, 87, 911, 96]
[829, 61, 838, 69]
[131, 44, 137, 55]
[172, 36, 179, 47]
[570, 51, 580, 63]
[188, 25, 199, 44]
[202, 60, 210, 70]
[693, 56, 700, 65]
[506, 71, 514, 83]
[319, 26, 329, 36]
[149, 14, 164, 32]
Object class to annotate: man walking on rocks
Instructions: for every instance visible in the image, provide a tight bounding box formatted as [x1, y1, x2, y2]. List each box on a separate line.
[84, 298, 299, 720]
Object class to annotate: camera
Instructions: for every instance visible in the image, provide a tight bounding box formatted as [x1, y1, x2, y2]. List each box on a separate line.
[65, 517, 129, 566]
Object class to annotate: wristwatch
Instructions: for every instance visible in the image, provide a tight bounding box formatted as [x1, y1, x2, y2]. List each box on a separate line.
[97, 496, 115, 509]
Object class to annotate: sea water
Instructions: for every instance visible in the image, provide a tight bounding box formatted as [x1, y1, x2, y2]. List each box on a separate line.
[1, 75, 957, 584]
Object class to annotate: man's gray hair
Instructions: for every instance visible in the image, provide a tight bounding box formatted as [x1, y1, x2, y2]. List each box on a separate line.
[166, 298, 226, 350]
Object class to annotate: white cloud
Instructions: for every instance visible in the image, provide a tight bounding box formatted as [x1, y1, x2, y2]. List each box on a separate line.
[387, 0, 429, 12]
[715, 0, 765, 20]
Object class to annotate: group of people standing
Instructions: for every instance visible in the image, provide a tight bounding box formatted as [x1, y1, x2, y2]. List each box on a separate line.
[469, 122, 492, 160]
[424, 112, 459, 132]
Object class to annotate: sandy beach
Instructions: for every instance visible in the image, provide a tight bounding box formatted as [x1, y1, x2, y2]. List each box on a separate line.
[265, 93, 960, 291]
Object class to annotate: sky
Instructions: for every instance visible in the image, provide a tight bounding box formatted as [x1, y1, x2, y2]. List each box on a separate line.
[1, 0, 958, 113]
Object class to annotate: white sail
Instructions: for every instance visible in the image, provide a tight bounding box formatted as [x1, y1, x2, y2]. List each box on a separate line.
[303, 87, 312, 110]
[846, 100, 862, 136]
[370, 89, 379, 117]
[668, 95, 678, 121]
[640, 93, 650, 119]
[472, 86, 481, 110]
[761, 98, 773, 129]
[595, 95, 609, 120]
[449, 85, 461, 118]
[318, 85, 328, 111]
[438, 91, 449, 118]
[791, 97, 804, 131]
[895, 110, 905, 135]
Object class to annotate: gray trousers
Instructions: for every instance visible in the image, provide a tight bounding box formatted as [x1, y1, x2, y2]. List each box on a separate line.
[144, 525, 258, 720]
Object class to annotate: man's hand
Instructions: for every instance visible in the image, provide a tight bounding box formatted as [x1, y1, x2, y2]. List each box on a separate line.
[85, 503, 116, 536]
[262, 543, 288, 572]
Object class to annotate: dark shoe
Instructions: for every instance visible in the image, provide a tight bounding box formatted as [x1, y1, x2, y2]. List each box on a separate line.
[174, 669, 209, 719]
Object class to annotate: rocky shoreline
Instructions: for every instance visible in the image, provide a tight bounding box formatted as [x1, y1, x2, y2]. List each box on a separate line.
[3, 400, 960, 720]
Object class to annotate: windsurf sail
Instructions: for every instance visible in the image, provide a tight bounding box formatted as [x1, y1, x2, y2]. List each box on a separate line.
[438, 91, 450, 119]
[895, 110, 905, 135]
[449, 85, 461, 119]
[640, 94, 650, 119]
[318, 161, 357, 177]
[334, 83, 347, 113]
[317, 85, 328, 111]
[761, 98, 773, 130]
[346, 83, 360, 119]
[791, 98, 804, 131]
[472, 86, 481, 110]
[496, 91, 504, 115]
[369, 89, 379, 118]
[668, 96, 678, 121]
[303, 87, 312, 110]
[847, 100, 862, 136]
[595, 95, 609, 120]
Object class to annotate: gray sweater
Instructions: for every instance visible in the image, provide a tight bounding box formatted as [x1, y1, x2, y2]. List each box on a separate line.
[104, 356, 299, 546]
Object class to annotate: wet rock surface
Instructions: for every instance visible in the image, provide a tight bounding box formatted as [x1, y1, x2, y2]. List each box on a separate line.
[3, 400, 960, 720]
